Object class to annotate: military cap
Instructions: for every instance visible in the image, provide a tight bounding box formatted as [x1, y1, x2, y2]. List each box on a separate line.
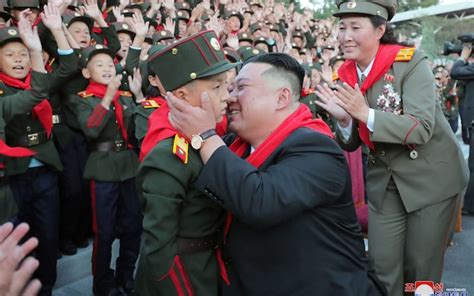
[148, 30, 238, 91]
[301, 63, 311, 75]
[152, 30, 175, 44]
[243, 8, 253, 15]
[323, 44, 336, 51]
[292, 31, 304, 39]
[126, 2, 149, 12]
[238, 32, 253, 43]
[330, 55, 345, 66]
[175, 2, 191, 13]
[223, 48, 241, 64]
[5, 0, 39, 11]
[334, 0, 397, 21]
[253, 36, 267, 46]
[62, 11, 94, 31]
[311, 62, 322, 71]
[0, 10, 12, 22]
[268, 24, 279, 33]
[176, 10, 190, 22]
[79, 44, 115, 68]
[121, 8, 135, 17]
[113, 22, 136, 39]
[225, 10, 243, 25]
[291, 43, 301, 51]
[300, 48, 308, 55]
[237, 46, 264, 62]
[200, 13, 211, 22]
[0, 26, 20, 46]
[250, 22, 262, 34]
[249, 1, 263, 8]
[147, 44, 166, 57]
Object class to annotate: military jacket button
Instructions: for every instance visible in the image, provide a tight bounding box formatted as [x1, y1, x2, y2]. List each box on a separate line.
[409, 150, 418, 160]
[380, 151, 385, 156]
[26, 126, 31, 132]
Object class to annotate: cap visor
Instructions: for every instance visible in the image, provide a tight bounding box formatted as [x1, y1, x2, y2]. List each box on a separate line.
[198, 61, 241, 79]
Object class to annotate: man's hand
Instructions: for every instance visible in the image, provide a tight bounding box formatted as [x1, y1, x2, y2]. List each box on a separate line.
[167, 91, 216, 140]
[0, 223, 41, 296]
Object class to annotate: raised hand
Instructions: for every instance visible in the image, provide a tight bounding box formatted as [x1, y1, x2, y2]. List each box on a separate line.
[227, 34, 239, 50]
[163, 17, 175, 33]
[118, 0, 129, 10]
[112, 6, 124, 22]
[81, 0, 103, 21]
[41, 4, 63, 31]
[130, 13, 148, 37]
[18, 12, 42, 53]
[128, 68, 144, 103]
[149, 0, 161, 12]
[162, 0, 174, 11]
[320, 63, 334, 85]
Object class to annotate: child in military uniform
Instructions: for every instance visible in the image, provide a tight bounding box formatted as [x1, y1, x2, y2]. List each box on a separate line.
[0, 16, 63, 296]
[135, 30, 237, 296]
[74, 44, 142, 296]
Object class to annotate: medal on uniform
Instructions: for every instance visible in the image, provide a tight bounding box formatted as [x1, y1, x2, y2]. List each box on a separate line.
[409, 149, 418, 160]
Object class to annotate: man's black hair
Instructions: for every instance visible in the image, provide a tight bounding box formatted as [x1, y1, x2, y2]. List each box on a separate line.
[245, 53, 305, 92]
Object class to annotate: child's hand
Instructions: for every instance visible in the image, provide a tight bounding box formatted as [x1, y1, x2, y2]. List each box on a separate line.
[18, 12, 42, 53]
[41, 4, 63, 31]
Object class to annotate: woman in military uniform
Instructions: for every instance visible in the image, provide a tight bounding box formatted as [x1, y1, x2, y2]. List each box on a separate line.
[315, 0, 468, 295]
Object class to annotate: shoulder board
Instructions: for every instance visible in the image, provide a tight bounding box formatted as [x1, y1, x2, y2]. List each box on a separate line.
[0, 89, 3, 95]
[395, 47, 415, 62]
[78, 91, 93, 98]
[141, 99, 161, 109]
[172, 134, 189, 164]
[332, 72, 339, 81]
[48, 57, 56, 66]
[120, 91, 133, 97]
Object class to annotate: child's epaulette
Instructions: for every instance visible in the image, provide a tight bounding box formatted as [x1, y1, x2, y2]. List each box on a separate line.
[172, 134, 189, 164]
[141, 99, 161, 109]
[395, 47, 415, 62]
[332, 72, 339, 81]
[0, 80, 4, 95]
[121, 91, 132, 97]
[78, 91, 93, 98]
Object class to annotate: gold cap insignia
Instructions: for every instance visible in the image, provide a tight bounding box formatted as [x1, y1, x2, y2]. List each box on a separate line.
[123, 24, 129, 29]
[242, 33, 247, 37]
[178, 11, 183, 16]
[347, 1, 357, 9]
[96, 44, 103, 49]
[252, 49, 259, 55]
[161, 31, 166, 35]
[7, 29, 17, 36]
[210, 37, 221, 51]
[171, 48, 178, 55]
[190, 72, 197, 79]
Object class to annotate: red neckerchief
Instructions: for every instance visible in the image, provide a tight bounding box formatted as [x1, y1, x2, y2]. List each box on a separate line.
[300, 87, 314, 98]
[85, 81, 128, 142]
[217, 104, 333, 285]
[139, 97, 228, 162]
[0, 139, 36, 158]
[337, 44, 405, 150]
[0, 71, 53, 137]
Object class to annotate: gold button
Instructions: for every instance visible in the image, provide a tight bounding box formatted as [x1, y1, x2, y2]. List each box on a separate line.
[172, 48, 178, 55]
[190, 73, 197, 79]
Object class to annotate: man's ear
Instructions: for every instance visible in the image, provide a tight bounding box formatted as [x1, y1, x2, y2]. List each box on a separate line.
[276, 87, 292, 110]
[82, 68, 91, 79]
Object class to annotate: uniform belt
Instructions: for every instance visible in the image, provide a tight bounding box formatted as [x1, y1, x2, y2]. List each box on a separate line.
[90, 140, 128, 152]
[10, 131, 48, 147]
[176, 233, 220, 254]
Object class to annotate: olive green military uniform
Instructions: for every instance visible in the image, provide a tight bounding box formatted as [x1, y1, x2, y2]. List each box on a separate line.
[73, 45, 142, 295]
[136, 30, 238, 296]
[333, 1, 468, 295]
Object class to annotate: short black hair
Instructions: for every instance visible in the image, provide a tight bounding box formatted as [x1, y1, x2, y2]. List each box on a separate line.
[245, 53, 305, 96]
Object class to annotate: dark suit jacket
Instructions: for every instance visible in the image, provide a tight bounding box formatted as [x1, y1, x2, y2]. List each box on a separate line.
[450, 59, 474, 126]
[195, 128, 384, 296]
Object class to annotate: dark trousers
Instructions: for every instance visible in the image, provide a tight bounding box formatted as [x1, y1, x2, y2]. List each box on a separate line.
[91, 178, 142, 292]
[10, 166, 59, 296]
[58, 131, 90, 244]
[463, 127, 474, 213]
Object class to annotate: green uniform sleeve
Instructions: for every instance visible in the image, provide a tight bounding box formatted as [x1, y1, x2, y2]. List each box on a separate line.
[101, 26, 121, 54]
[139, 140, 194, 277]
[75, 97, 113, 139]
[49, 53, 80, 95]
[1, 71, 50, 122]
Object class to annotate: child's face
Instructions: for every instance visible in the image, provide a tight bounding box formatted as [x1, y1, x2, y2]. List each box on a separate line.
[68, 22, 91, 48]
[177, 71, 230, 122]
[117, 32, 132, 59]
[82, 53, 116, 85]
[0, 42, 31, 79]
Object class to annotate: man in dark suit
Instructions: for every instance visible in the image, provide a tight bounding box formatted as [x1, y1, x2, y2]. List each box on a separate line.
[451, 43, 474, 214]
[166, 53, 386, 295]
